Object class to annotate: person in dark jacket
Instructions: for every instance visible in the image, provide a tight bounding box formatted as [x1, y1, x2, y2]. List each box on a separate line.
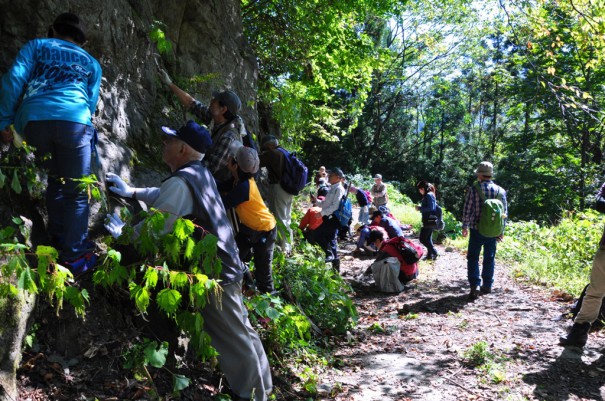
[349, 185, 370, 225]
[416, 180, 439, 260]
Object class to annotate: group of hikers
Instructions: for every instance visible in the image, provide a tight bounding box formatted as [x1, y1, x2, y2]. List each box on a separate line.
[0, 11, 603, 401]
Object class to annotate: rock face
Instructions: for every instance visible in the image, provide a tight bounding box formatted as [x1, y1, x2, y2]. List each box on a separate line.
[0, 0, 258, 183]
[0, 2, 257, 399]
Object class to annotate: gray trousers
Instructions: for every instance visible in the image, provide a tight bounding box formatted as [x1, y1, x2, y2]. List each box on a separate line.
[201, 280, 272, 400]
[266, 183, 293, 251]
[576, 247, 605, 324]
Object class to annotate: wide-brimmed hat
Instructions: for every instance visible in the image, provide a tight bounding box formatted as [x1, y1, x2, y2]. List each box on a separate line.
[474, 161, 494, 177]
[161, 120, 212, 153]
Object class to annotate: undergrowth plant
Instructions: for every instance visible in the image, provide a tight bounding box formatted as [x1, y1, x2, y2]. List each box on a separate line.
[281, 238, 358, 334]
[463, 341, 507, 384]
[497, 210, 601, 295]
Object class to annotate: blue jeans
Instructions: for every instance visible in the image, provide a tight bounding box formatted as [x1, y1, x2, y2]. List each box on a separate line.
[24, 121, 95, 261]
[467, 228, 498, 289]
[358, 205, 369, 225]
[315, 216, 340, 260]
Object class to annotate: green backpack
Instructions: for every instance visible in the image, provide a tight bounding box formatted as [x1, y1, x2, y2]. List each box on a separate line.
[475, 182, 505, 237]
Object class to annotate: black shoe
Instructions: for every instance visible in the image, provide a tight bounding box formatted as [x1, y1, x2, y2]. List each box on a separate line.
[560, 322, 591, 347]
[479, 286, 491, 295]
[469, 286, 480, 301]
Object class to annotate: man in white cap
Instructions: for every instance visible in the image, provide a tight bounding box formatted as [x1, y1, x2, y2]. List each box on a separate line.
[104, 120, 272, 401]
[371, 174, 388, 209]
[461, 161, 508, 300]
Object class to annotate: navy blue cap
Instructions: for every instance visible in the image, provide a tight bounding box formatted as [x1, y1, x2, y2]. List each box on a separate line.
[161, 120, 212, 153]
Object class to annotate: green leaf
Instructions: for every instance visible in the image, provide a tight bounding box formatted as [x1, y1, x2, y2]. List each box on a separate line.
[11, 170, 22, 194]
[172, 374, 191, 392]
[129, 284, 150, 312]
[143, 267, 159, 289]
[156, 288, 182, 315]
[0, 168, 6, 188]
[266, 306, 280, 320]
[17, 267, 38, 294]
[143, 340, 168, 368]
[169, 271, 189, 290]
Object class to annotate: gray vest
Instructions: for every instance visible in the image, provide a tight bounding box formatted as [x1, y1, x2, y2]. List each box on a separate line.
[172, 161, 244, 284]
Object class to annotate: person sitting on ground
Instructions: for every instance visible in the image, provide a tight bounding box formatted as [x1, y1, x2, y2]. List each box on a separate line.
[365, 230, 419, 284]
[314, 166, 328, 186]
[299, 199, 324, 245]
[371, 210, 404, 238]
[104, 120, 272, 401]
[217, 145, 277, 294]
[353, 223, 388, 256]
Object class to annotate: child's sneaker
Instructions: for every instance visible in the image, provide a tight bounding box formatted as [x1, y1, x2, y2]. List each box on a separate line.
[63, 252, 98, 277]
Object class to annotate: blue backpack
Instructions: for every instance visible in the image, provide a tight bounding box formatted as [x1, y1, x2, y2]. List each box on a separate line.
[277, 147, 308, 195]
[333, 185, 353, 227]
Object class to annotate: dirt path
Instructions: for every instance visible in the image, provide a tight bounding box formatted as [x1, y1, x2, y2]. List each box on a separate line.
[313, 235, 605, 401]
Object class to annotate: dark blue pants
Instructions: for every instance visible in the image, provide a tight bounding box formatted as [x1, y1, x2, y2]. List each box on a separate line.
[467, 228, 498, 289]
[419, 226, 437, 257]
[24, 121, 95, 261]
[315, 216, 340, 260]
[236, 225, 277, 293]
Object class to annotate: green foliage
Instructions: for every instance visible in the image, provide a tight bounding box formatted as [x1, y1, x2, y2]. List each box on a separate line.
[149, 22, 173, 55]
[95, 211, 223, 361]
[281, 240, 358, 334]
[0, 218, 89, 317]
[497, 211, 602, 295]
[0, 141, 44, 197]
[247, 293, 312, 349]
[462, 341, 507, 384]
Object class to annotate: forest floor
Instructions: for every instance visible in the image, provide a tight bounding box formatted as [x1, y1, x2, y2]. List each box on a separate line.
[15, 231, 605, 401]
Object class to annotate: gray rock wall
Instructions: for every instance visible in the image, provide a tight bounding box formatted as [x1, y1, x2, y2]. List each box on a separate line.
[0, 0, 258, 184]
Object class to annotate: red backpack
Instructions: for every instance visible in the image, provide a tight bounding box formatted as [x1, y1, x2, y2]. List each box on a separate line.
[364, 190, 373, 204]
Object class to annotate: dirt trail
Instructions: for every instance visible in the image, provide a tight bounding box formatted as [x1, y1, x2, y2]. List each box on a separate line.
[314, 235, 605, 401]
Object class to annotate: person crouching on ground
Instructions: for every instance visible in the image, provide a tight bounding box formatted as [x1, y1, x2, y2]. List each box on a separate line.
[364, 230, 419, 284]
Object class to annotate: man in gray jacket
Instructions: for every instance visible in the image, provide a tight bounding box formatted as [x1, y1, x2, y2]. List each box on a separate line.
[105, 120, 271, 401]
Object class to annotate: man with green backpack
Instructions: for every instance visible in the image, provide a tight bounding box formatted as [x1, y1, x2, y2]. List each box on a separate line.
[462, 161, 508, 300]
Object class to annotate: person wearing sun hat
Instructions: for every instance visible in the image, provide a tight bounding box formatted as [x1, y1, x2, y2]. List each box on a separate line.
[462, 161, 508, 301]
[217, 144, 278, 294]
[0, 12, 102, 275]
[105, 121, 273, 401]
[371, 174, 388, 209]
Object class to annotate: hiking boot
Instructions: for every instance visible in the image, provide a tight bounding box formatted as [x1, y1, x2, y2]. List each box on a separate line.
[560, 322, 591, 347]
[480, 286, 491, 295]
[63, 252, 97, 277]
[469, 286, 480, 301]
[332, 258, 341, 273]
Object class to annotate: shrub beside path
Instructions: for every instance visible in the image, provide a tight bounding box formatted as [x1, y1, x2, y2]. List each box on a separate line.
[314, 236, 605, 401]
